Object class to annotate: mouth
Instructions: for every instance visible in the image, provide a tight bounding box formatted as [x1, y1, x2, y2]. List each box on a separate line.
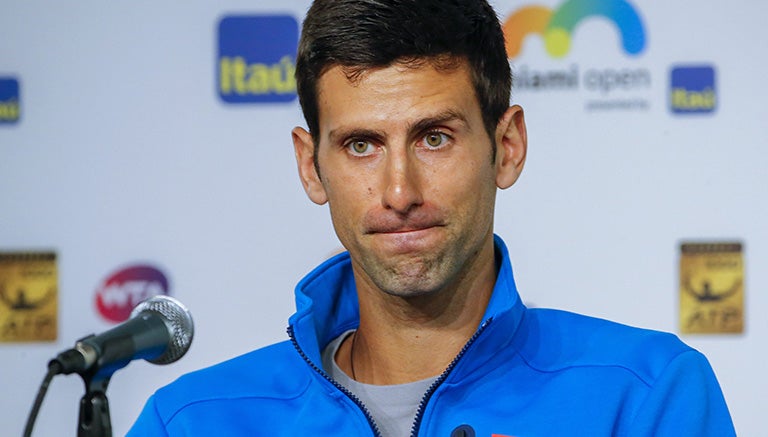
[367, 224, 442, 235]
[364, 208, 445, 235]
[365, 221, 444, 235]
[365, 221, 445, 255]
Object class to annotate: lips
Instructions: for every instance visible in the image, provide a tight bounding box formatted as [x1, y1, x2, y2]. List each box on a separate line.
[363, 208, 445, 235]
[368, 223, 442, 235]
[362, 208, 446, 255]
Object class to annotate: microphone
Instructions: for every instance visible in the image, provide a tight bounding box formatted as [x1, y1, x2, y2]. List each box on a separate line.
[50, 295, 194, 378]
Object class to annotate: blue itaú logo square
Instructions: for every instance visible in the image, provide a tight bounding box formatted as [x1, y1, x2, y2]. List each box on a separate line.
[670, 65, 717, 114]
[217, 15, 299, 103]
[0, 77, 20, 124]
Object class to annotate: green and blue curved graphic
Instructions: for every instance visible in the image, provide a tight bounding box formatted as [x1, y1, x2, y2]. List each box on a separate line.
[504, 0, 646, 59]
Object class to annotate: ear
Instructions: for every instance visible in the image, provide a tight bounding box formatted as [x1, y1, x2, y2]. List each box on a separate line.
[494, 105, 527, 189]
[292, 127, 328, 205]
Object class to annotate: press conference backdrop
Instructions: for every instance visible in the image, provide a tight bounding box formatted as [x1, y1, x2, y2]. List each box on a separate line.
[1, 0, 765, 435]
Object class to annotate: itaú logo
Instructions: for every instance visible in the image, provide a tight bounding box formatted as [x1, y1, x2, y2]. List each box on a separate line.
[217, 15, 299, 103]
[503, 0, 646, 59]
[95, 264, 170, 323]
[0, 77, 20, 124]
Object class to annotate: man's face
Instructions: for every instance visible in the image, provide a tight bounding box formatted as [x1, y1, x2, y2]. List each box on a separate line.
[294, 60, 524, 298]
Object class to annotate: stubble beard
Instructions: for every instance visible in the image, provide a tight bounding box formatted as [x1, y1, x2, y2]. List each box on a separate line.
[357, 240, 472, 300]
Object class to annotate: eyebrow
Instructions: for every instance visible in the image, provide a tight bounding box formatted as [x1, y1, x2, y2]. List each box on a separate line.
[407, 109, 471, 136]
[327, 108, 472, 145]
[327, 126, 385, 146]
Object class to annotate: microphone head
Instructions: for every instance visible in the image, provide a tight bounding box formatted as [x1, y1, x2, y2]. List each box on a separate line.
[131, 295, 194, 365]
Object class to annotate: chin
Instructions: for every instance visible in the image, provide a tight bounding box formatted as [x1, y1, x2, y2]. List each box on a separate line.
[381, 284, 440, 299]
[375, 266, 447, 298]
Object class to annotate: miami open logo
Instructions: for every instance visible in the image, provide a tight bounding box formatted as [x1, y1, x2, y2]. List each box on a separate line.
[504, 0, 646, 59]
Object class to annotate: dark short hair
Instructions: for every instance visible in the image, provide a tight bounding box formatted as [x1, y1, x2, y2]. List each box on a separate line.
[295, 0, 511, 152]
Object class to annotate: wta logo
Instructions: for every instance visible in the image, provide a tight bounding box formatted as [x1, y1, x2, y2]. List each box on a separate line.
[504, 0, 646, 59]
[95, 264, 170, 323]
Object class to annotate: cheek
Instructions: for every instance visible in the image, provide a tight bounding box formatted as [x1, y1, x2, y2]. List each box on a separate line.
[454, 176, 497, 224]
[324, 178, 367, 223]
[436, 156, 494, 199]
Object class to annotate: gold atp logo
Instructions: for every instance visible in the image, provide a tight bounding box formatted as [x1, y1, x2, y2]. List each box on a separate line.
[0, 251, 58, 342]
[679, 242, 744, 334]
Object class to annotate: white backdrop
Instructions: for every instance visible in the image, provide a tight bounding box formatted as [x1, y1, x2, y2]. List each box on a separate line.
[1, 1, 765, 435]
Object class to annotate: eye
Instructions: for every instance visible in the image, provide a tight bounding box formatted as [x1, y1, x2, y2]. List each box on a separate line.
[422, 131, 449, 149]
[346, 139, 375, 156]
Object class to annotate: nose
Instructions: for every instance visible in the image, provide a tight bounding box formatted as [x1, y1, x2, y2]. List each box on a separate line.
[381, 147, 423, 214]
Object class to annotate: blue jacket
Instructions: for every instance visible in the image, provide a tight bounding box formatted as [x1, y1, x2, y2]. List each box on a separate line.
[128, 236, 735, 436]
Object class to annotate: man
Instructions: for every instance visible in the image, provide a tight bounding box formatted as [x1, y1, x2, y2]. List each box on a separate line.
[129, 0, 735, 435]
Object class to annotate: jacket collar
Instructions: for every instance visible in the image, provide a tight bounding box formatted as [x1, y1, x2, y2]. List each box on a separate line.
[288, 235, 527, 372]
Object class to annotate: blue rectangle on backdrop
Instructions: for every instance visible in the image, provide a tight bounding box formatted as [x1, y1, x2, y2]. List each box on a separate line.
[0, 77, 20, 124]
[670, 65, 716, 114]
[217, 15, 299, 103]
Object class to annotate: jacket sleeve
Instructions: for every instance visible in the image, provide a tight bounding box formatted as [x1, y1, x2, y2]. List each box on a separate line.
[627, 349, 736, 436]
[126, 395, 170, 437]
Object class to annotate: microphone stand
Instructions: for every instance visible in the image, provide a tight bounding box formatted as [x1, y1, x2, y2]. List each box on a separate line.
[25, 295, 193, 437]
[77, 368, 113, 437]
[75, 330, 135, 436]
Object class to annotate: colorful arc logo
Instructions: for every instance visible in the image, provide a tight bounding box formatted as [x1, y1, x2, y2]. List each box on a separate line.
[504, 0, 646, 59]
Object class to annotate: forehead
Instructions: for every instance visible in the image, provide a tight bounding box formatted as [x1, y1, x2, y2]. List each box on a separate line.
[315, 60, 482, 138]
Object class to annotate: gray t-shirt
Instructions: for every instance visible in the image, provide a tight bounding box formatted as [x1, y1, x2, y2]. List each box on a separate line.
[321, 330, 438, 437]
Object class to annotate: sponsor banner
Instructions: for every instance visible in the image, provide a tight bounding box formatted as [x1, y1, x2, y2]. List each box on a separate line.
[502, 0, 652, 112]
[669, 65, 717, 114]
[0, 251, 57, 342]
[0, 77, 21, 124]
[94, 264, 170, 323]
[504, 0, 646, 59]
[679, 242, 744, 334]
[217, 15, 299, 104]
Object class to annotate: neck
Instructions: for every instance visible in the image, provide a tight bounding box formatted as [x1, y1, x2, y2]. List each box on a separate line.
[338, 239, 497, 385]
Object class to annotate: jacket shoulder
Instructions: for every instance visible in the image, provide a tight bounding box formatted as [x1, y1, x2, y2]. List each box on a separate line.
[151, 340, 312, 421]
[519, 308, 696, 386]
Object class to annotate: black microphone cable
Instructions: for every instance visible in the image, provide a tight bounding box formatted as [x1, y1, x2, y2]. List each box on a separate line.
[23, 360, 62, 437]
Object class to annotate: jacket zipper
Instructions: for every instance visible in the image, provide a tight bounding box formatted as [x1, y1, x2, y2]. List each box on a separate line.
[287, 325, 383, 437]
[409, 317, 494, 437]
